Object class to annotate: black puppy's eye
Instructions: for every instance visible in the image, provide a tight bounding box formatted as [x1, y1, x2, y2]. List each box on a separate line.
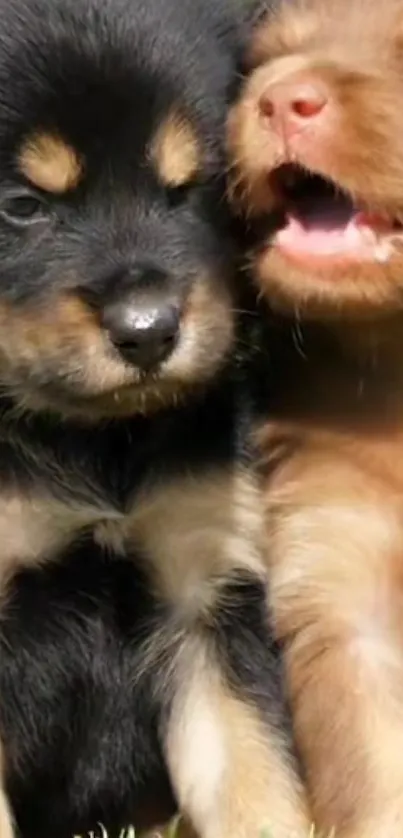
[0, 192, 48, 226]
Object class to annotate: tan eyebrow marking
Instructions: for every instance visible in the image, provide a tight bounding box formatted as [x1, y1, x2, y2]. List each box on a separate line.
[18, 132, 83, 193]
[152, 111, 201, 187]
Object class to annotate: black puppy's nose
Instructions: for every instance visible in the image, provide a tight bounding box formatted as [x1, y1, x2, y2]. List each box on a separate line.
[102, 297, 180, 370]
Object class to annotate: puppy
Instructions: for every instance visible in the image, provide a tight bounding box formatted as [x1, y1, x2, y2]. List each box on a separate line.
[0, 0, 310, 836]
[228, 0, 403, 836]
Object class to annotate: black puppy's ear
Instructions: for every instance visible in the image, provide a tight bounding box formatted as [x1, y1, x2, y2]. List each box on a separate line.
[212, 0, 268, 76]
[230, 0, 282, 75]
[242, 0, 274, 29]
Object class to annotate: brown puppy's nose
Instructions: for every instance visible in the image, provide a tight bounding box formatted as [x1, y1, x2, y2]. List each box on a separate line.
[259, 75, 328, 138]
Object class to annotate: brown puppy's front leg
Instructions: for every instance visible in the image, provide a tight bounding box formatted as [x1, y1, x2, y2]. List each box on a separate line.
[268, 465, 403, 838]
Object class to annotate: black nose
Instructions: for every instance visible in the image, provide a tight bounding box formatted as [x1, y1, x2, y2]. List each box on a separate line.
[102, 296, 180, 370]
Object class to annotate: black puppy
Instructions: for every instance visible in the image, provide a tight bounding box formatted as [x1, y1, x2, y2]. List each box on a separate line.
[0, 0, 310, 836]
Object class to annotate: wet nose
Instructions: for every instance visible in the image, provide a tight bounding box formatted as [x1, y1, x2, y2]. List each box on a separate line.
[102, 295, 180, 371]
[259, 75, 328, 137]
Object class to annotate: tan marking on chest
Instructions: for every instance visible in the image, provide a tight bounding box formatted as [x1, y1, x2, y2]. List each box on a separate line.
[92, 466, 265, 614]
[124, 467, 266, 612]
[0, 466, 264, 618]
[0, 491, 114, 587]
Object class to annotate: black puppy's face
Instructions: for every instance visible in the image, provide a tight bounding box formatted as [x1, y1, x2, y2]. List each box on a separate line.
[0, 0, 239, 420]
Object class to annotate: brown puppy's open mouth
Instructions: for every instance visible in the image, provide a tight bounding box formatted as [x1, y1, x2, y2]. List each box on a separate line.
[268, 163, 402, 264]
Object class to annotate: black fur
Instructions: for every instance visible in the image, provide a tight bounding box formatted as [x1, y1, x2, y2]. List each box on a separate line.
[1, 544, 174, 838]
[0, 361, 290, 838]
[0, 1, 296, 836]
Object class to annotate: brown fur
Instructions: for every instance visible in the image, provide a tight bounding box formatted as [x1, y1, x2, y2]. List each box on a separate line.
[228, 0, 403, 315]
[19, 132, 83, 193]
[228, 0, 403, 835]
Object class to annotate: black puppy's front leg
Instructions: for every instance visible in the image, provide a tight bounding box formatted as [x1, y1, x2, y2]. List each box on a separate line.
[132, 466, 311, 838]
[163, 572, 310, 838]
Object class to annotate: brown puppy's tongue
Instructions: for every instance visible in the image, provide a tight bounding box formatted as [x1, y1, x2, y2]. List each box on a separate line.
[270, 166, 395, 260]
[277, 187, 357, 255]
[276, 208, 392, 259]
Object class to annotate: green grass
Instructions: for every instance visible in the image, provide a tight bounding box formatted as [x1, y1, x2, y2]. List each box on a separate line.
[73, 818, 180, 838]
[73, 822, 334, 838]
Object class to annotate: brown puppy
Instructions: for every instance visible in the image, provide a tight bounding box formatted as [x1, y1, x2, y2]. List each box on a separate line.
[228, 1, 403, 836]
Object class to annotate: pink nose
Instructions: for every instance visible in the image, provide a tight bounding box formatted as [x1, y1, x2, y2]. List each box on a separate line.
[259, 78, 328, 136]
